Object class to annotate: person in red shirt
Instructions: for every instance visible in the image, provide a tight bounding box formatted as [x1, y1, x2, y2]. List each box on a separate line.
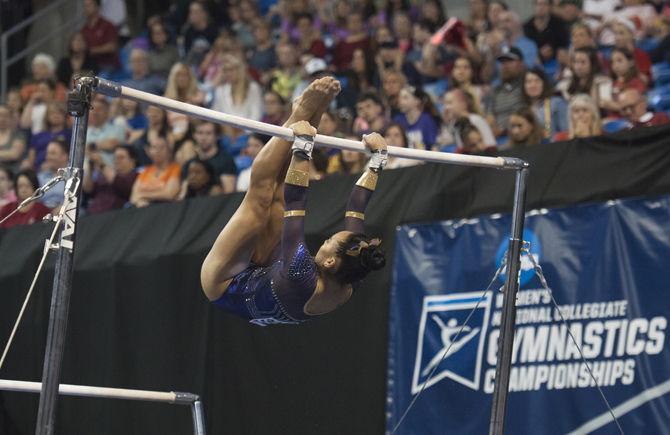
[618, 88, 670, 128]
[611, 19, 651, 85]
[0, 169, 50, 229]
[80, 0, 120, 71]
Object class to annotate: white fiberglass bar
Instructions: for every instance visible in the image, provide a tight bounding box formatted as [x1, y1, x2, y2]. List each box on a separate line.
[0, 379, 181, 404]
[93, 78, 526, 170]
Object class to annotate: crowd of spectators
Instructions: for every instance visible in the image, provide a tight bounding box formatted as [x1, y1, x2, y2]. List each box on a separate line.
[2, 0, 670, 228]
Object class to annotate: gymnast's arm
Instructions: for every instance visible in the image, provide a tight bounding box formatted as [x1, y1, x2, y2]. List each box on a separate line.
[344, 133, 388, 234]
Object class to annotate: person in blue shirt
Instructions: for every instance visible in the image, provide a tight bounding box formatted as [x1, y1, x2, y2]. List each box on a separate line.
[201, 77, 387, 326]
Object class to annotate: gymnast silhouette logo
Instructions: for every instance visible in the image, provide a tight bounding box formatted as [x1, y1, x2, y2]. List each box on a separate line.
[412, 292, 492, 394]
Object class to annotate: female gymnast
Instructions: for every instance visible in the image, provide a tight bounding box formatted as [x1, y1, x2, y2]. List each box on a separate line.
[200, 77, 387, 325]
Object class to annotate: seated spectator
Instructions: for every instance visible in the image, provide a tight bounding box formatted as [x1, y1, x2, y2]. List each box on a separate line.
[0, 105, 26, 173]
[505, 107, 545, 148]
[340, 144, 369, 175]
[179, 157, 223, 199]
[609, 47, 647, 114]
[465, 0, 489, 38]
[393, 86, 441, 150]
[192, 121, 237, 193]
[26, 102, 71, 171]
[37, 139, 69, 211]
[230, 0, 259, 51]
[449, 56, 490, 115]
[381, 69, 408, 119]
[235, 134, 266, 192]
[393, 11, 414, 54]
[383, 123, 422, 168]
[294, 13, 328, 58]
[0, 169, 50, 228]
[248, 19, 277, 82]
[374, 37, 421, 87]
[0, 165, 16, 208]
[261, 91, 287, 126]
[523, 0, 570, 65]
[557, 22, 603, 82]
[129, 105, 170, 166]
[164, 62, 205, 140]
[147, 21, 180, 79]
[438, 88, 496, 149]
[557, 0, 581, 27]
[410, 20, 451, 85]
[609, 18, 652, 84]
[601, 3, 657, 46]
[181, 0, 218, 67]
[456, 120, 499, 155]
[86, 95, 125, 166]
[173, 123, 198, 166]
[130, 135, 181, 207]
[212, 54, 263, 127]
[353, 92, 389, 136]
[557, 47, 614, 110]
[333, 11, 370, 72]
[618, 88, 670, 127]
[20, 79, 57, 135]
[122, 48, 166, 95]
[497, 11, 539, 68]
[523, 67, 568, 138]
[81, 0, 120, 72]
[4, 88, 23, 129]
[419, 0, 447, 29]
[57, 32, 97, 87]
[269, 41, 302, 101]
[318, 111, 347, 174]
[199, 33, 240, 88]
[20, 53, 67, 103]
[83, 145, 138, 214]
[490, 47, 527, 136]
[554, 94, 603, 141]
[113, 99, 148, 145]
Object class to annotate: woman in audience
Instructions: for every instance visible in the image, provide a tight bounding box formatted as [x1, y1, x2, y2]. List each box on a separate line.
[393, 86, 440, 150]
[608, 47, 647, 116]
[522, 67, 568, 138]
[147, 21, 180, 79]
[163, 63, 206, 141]
[179, 158, 222, 199]
[261, 91, 287, 126]
[200, 33, 241, 88]
[383, 123, 420, 168]
[20, 53, 67, 103]
[438, 88, 496, 150]
[212, 54, 263, 123]
[235, 133, 267, 192]
[57, 32, 97, 87]
[0, 165, 16, 208]
[130, 135, 181, 207]
[554, 94, 602, 141]
[19, 79, 57, 135]
[130, 105, 171, 166]
[83, 145, 138, 214]
[113, 99, 148, 145]
[456, 119, 498, 155]
[505, 107, 545, 148]
[557, 47, 613, 110]
[4, 88, 23, 129]
[449, 56, 489, 114]
[0, 105, 26, 172]
[26, 102, 70, 171]
[609, 18, 652, 84]
[0, 169, 50, 228]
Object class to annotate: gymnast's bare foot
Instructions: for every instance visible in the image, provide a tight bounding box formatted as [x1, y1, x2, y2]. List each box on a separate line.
[288, 76, 341, 127]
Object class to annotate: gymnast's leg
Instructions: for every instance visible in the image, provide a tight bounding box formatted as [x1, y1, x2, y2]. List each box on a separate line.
[200, 77, 340, 301]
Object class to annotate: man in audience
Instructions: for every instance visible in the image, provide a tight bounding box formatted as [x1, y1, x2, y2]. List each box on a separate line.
[353, 93, 389, 136]
[523, 0, 570, 65]
[86, 95, 125, 167]
[619, 88, 670, 127]
[83, 145, 138, 214]
[490, 47, 527, 136]
[192, 121, 237, 193]
[37, 139, 69, 211]
[122, 48, 166, 95]
[181, 0, 218, 67]
[80, 0, 120, 72]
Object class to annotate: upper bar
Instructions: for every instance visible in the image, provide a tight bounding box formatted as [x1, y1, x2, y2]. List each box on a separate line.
[0, 379, 189, 404]
[93, 77, 527, 170]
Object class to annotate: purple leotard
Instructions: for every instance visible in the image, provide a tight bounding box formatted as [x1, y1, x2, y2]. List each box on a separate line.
[212, 175, 375, 326]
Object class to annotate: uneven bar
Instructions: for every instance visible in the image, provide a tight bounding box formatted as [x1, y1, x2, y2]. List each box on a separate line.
[93, 77, 526, 170]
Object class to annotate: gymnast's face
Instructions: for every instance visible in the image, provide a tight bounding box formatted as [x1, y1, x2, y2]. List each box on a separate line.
[315, 231, 353, 270]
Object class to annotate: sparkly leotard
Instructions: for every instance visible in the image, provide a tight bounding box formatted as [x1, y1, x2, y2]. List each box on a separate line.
[213, 176, 375, 326]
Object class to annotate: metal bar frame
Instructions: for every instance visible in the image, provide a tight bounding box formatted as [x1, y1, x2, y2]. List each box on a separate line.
[0, 379, 206, 435]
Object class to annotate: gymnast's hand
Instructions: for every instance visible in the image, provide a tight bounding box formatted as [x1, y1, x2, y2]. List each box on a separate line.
[363, 133, 387, 153]
[289, 120, 317, 137]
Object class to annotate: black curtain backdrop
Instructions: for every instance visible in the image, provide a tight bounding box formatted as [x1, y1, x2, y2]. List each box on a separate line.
[1, 126, 670, 435]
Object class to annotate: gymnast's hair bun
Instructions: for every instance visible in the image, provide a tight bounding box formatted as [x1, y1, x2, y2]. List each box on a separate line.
[360, 245, 386, 271]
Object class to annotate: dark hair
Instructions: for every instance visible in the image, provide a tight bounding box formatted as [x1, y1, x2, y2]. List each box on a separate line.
[406, 86, 441, 125]
[522, 66, 554, 104]
[16, 168, 40, 191]
[357, 91, 383, 107]
[384, 122, 409, 148]
[185, 158, 218, 197]
[116, 144, 138, 165]
[416, 18, 438, 34]
[294, 12, 314, 24]
[0, 164, 14, 184]
[568, 47, 600, 96]
[335, 233, 386, 284]
[610, 47, 639, 83]
[248, 132, 271, 145]
[420, 0, 446, 27]
[508, 107, 544, 147]
[48, 138, 70, 155]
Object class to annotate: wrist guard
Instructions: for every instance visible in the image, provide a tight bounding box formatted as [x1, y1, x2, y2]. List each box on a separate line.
[292, 134, 315, 160]
[368, 149, 388, 172]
